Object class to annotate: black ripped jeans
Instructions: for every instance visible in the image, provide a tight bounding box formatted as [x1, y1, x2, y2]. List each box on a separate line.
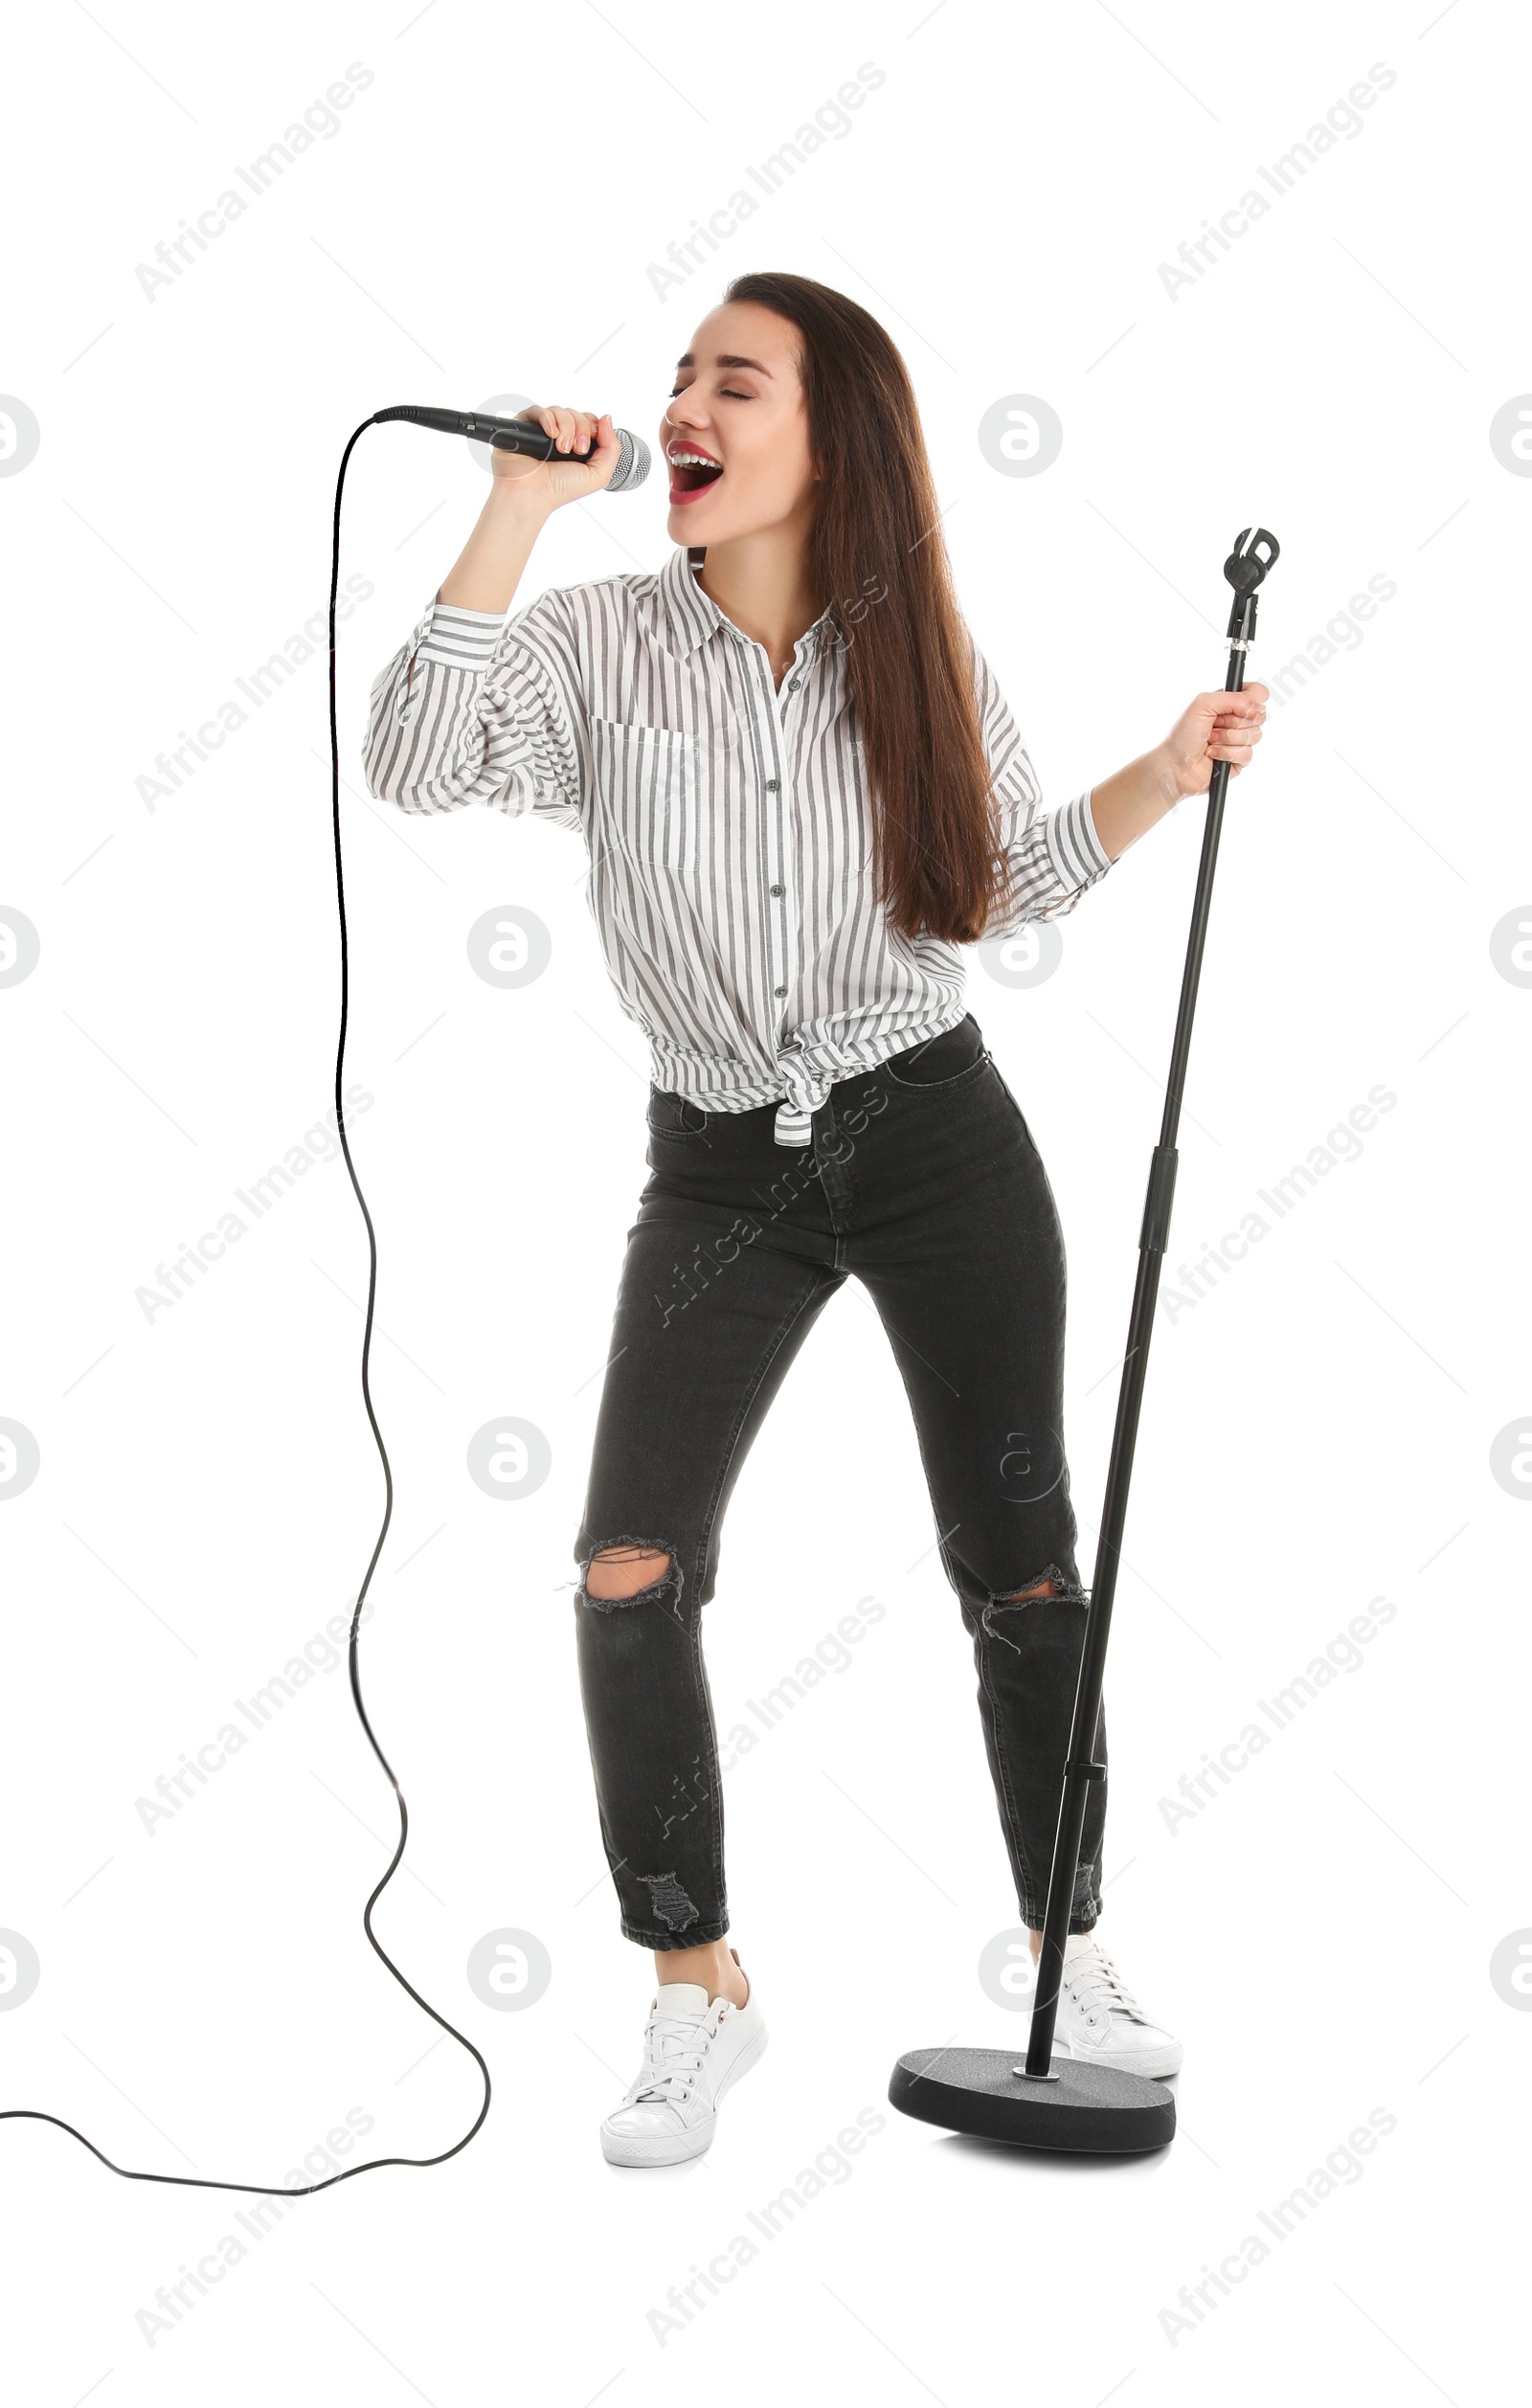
[572, 1013, 1106, 1949]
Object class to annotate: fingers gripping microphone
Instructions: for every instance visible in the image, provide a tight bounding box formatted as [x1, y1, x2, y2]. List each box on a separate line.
[373, 403, 651, 491]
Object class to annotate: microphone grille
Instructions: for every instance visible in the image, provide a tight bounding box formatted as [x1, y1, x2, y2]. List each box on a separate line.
[607, 429, 650, 494]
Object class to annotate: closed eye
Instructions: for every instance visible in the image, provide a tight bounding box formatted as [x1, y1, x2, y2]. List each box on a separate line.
[667, 385, 753, 400]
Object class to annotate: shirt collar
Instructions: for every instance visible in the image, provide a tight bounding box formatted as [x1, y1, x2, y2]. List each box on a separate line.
[660, 543, 841, 667]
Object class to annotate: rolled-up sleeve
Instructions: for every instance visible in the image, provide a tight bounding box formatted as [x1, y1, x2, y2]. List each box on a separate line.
[971, 640, 1114, 934]
[362, 586, 586, 827]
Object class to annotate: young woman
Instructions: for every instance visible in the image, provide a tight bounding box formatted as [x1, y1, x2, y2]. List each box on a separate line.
[364, 271, 1266, 2169]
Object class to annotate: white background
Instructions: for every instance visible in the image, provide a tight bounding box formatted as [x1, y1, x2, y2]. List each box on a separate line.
[2, 2, 1525, 2400]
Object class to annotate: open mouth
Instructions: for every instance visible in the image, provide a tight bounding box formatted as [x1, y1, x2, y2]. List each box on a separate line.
[667, 450, 725, 505]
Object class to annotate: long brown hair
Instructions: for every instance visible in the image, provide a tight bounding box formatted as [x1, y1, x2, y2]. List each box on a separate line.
[723, 269, 1011, 945]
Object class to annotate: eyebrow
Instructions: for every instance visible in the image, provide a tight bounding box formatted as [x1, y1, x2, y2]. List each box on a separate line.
[674, 352, 775, 377]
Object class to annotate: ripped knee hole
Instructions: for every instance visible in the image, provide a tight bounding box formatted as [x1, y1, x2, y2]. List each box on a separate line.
[584, 1544, 673, 1602]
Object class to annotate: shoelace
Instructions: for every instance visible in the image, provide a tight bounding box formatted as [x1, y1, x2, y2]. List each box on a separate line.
[1063, 1945, 1150, 2029]
[627, 2000, 727, 2107]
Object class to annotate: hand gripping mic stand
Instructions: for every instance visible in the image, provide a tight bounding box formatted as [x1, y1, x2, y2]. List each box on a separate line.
[889, 526, 1280, 2154]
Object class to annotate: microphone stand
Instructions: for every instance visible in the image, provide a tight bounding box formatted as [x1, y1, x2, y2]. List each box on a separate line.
[1023, 525, 1279, 2081]
[890, 526, 1280, 2151]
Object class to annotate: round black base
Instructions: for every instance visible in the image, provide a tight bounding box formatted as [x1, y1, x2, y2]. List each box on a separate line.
[890, 2049, 1176, 2153]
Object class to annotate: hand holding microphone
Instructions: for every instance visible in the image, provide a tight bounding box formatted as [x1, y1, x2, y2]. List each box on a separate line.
[373, 399, 648, 508]
[373, 398, 649, 616]
[488, 403, 625, 511]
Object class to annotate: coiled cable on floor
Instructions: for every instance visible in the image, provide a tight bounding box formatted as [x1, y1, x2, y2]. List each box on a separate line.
[0, 420, 492, 2194]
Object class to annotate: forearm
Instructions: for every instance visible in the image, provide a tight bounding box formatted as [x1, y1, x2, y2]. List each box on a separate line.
[1084, 745, 1181, 864]
[438, 482, 552, 615]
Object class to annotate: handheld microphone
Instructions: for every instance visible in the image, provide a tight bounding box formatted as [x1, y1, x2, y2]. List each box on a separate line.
[372, 403, 650, 492]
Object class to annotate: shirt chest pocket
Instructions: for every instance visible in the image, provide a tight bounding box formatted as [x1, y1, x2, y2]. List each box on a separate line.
[590, 715, 701, 878]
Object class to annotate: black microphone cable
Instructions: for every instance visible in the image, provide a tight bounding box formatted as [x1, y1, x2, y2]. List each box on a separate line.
[0, 419, 492, 2194]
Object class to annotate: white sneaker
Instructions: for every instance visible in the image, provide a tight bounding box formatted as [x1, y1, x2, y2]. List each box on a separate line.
[1048, 1934, 1183, 2080]
[599, 1956, 768, 2168]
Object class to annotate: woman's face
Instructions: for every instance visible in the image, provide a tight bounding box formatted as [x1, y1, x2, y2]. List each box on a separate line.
[661, 302, 818, 544]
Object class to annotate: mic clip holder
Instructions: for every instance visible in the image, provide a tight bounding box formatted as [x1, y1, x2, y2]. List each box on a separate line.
[1222, 525, 1280, 647]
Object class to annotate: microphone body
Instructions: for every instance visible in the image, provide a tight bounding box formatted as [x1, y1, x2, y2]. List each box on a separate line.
[372, 404, 649, 492]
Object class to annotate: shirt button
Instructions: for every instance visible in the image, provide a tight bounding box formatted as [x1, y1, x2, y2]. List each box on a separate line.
[770, 883, 784, 897]
[765, 777, 780, 793]
[787, 678, 800, 692]
[774, 985, 787, 998]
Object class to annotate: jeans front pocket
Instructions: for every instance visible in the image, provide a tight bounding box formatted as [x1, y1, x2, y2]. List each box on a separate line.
[882, 1014, 990, 1091]
[591, 715, 700, 879]
[645, 1086, 710, 1141]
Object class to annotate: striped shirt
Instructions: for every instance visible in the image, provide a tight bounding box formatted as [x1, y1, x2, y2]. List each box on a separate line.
[363, 543, 1114, 1146]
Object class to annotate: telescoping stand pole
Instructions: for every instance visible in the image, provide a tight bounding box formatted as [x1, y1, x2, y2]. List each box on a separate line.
[889, 526, 1280, 2154]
